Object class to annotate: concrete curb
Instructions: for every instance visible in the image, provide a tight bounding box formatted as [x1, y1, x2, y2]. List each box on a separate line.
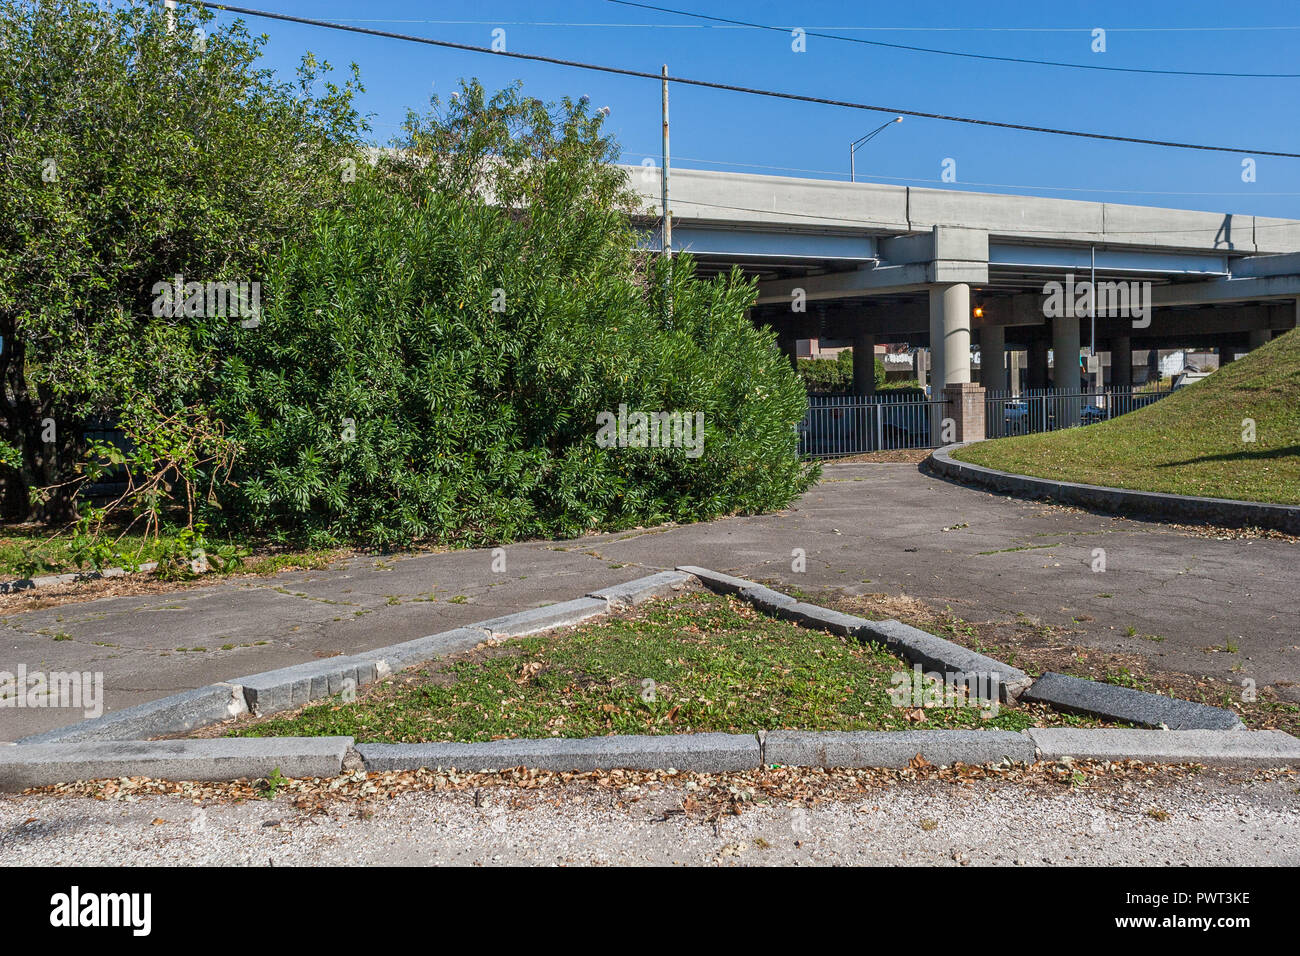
[231, 655, 385, 718]
[858, 619, 1033, 702]
[474, 597, 609, 638]
[588, 570, 692, 608]
[927, 444, 1300, 535]
[0, 736, 353, 791]
[15, 683, 248, 745]
[0, 562, 161, 596]
[766, 730, 1035, 768]
[680, 566, 1031, 703]
[1025, 728, 1300, 767]
[357, 733, 761, 774]
[1021, 671, 1245, 731]
[5, 728, 1297, 787]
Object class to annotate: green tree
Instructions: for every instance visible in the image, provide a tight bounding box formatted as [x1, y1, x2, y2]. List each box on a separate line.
[0, 0, 364, 523]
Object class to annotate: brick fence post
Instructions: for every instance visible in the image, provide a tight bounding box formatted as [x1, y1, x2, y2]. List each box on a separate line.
[943, 383, 986, 443]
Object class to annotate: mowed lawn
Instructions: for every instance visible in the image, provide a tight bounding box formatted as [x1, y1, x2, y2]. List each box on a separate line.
[230, 591, 1089, 743]
[953, 328, 1300, 504]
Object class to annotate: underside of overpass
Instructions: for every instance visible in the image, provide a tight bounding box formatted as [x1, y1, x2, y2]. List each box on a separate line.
[627, 167, 1300, 405]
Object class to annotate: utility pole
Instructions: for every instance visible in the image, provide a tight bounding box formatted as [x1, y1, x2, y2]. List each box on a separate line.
[661, 64, 672, 322]
[1090, 244, 1097, 390]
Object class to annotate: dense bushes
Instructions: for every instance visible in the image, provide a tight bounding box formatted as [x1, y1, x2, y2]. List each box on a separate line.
[209, 85, 816, 546]
[1, 3, 815, 548]
[0, 0, 362, 522]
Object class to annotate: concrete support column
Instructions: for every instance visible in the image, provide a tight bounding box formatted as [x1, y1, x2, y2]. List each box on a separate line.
[1051, 314, 1081, 390]
[939, 283, 972, 385]
[1248, 328, 1271, 351]
[1027, 339, 1049, 389]
[929, 283, 972, 444]
[852, 332, 877, 396]
[1111, 336, 1132, 389]
[979, 324, 1007, 391]
[1220, 343, 1236, 365]
[1052, 313, 1081, 426]
[927, 290, 947, 397]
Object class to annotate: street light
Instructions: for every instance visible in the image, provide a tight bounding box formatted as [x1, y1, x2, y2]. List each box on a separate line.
[849, 116, 902, 183]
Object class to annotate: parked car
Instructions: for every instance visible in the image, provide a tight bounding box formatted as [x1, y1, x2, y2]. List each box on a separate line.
[1081, 403, 1106, 425]
[1002, 400, 1030, 434]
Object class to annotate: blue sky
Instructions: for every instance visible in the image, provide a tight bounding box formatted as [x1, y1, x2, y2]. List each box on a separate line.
[210, 0, 1300, 217]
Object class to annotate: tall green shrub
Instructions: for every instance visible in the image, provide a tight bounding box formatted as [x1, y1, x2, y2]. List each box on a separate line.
[212, 83, 817, 546]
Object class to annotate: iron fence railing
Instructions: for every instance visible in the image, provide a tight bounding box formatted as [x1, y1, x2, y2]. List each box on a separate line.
[798, 392, 947, 458]
[799, 386, 1173, 458]
[983, 386, 1171, 439]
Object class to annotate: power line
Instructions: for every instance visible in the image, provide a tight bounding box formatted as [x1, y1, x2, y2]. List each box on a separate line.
[190, 3, 1300, 158]
[607, 0, 1300, 78]
[322, 18, 1300, 35]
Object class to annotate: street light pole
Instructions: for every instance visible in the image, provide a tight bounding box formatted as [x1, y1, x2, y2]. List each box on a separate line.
[849, 116, 903, 183]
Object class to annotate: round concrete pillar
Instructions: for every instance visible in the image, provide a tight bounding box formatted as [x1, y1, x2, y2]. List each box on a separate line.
[852, 332, 876, 396]
[979, 324, 1006, 391]
[1052, 313, 1082, 426]
[939, 283, 971, 385]
[1111, 335, 1132, 389]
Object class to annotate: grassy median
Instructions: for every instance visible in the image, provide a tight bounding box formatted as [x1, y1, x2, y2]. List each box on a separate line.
[228, 590, 1101, 743]
[952, 327, 1300, 505]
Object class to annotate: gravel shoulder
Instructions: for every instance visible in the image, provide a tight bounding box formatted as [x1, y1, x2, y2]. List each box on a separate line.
[3, 764, 1296, 867]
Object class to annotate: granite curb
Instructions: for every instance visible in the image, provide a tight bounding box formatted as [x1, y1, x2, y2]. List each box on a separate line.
[927, 443, 1300, 535]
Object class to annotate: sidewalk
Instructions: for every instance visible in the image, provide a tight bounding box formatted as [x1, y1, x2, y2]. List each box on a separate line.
[4, 462, 1298, 740]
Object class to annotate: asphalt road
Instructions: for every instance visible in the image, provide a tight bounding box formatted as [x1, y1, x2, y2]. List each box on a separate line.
[3, 463, 1298, 741]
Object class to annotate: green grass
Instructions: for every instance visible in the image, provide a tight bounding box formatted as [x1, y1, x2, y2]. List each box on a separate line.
[231, 591, 1091, 743]
[0, 529, 186, 578]
[0, 524, 336, 580]
[953, 328, 1300, 505]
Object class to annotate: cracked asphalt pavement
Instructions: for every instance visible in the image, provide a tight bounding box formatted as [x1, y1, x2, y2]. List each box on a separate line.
[3, 462, 1297, 741]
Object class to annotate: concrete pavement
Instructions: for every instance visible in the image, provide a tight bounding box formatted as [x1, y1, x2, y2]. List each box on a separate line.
[3, 462, 1298, 741]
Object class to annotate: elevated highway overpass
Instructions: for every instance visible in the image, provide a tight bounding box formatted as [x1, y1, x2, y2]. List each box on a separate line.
[626, 167, 1300, 406]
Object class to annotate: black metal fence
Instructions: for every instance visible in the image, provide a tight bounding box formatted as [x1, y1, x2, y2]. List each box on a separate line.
[983, 386, 1171, 439]
[799, 386, 1173, 458]
[798, 392, 946, 457]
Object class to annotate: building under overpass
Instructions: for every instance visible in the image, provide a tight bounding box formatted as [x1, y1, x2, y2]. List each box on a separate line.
[627, 166, 1300, 436]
